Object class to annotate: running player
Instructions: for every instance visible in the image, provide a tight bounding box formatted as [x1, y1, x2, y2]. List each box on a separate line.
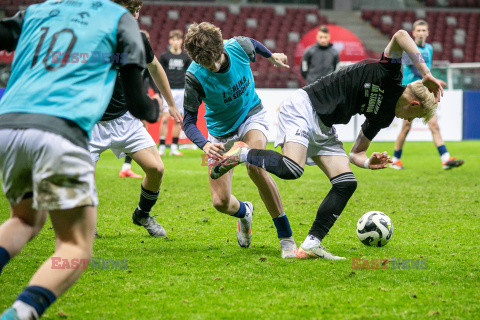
[211, 29, 444, 260]
[158, 29, 192, 156]
[89, 0, 180, 238]
[0, 1, 157, 319]
[182, 22, 297, 258]
[390, 19, 464, 170]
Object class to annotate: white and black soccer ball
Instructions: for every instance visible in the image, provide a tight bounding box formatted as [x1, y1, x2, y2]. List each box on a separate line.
[356, 211, 393, 247]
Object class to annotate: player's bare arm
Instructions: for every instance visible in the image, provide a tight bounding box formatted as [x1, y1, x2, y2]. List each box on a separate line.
[268, 53, 290, 68]
[384, 30, 443, 102]
[147, 57, 182, 123]
[349, 130, 392, 170]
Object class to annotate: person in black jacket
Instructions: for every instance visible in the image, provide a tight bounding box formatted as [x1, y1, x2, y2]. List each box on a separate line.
[301, 25, 339, 85]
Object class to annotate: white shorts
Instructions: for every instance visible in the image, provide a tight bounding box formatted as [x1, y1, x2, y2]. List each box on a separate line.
[162, 88, 185, 114]
[207, 107, 269, 166]
[275, 89, 347, 166]
[89, 111, 156, 163]
[0, 129, 98, 210]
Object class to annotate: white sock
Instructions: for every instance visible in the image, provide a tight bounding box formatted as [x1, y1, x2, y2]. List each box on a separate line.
[441, 152, 451, 163]
[239, 147, 250, 162]
[121, 163, 131, 171]
[392, 157, 399, 162]
[171, 144, 178, 152]
[13, 300, 39, 320]
[301, 235, 320, 249]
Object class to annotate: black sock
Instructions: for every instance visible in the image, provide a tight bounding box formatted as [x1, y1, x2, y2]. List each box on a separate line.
[172, 137, 179, 145]
[124, 156, 132, 164]
[160, 139, 166, 145]
[308, 172, 357, 241]
[137, 185, 159, 217]
[16, 286, 56, 318]
[246, 149, 303, 180]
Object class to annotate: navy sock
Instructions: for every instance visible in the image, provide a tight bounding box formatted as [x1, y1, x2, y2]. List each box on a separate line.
[233, 201, 246, 218]
[172, 137, 179, 145]
[393, 149, 402, 159]
[437, 144, 448, 156]
[0, 246, 11, 275]
[16, 286, 56, 318]
[124, 156, 132, 164]
[137, 185, 159, 216]
[273, 214, 292, 238]
[160, 139, 166, 146]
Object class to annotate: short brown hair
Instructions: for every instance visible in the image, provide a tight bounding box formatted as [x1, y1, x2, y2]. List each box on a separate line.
[169, 29, 183, 39]
[413, 19, 428, 30]
[113, 0, 142, 14]
[318, 25, 329, 34]
[184, 22, 224, 67]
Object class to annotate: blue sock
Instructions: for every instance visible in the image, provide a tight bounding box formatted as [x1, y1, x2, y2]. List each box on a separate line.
[233, 201, 246, 218]
[273, 214, 293, 238]
[437, 145, 448, 156]
[393, 149, 402, 159]
[16, 286, 56, 318]
[0, 246, 10, 275]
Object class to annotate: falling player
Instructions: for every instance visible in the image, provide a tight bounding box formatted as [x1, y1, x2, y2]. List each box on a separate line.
[212, 29, 444, 260]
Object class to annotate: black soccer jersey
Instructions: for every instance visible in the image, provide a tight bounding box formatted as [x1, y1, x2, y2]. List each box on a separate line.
[303, 55, 406, 141]
[159, 51, 191, 89]
[101, 32, 155, 121]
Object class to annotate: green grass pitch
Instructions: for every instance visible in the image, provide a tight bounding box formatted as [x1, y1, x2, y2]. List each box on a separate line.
[1, 141, 479, 319]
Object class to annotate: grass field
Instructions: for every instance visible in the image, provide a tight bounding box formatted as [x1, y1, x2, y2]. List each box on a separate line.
[1, 141, 479, 319]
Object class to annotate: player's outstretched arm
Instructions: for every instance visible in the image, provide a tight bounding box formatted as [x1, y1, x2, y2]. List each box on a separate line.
[120, 65, 159, 123]
[384, 30, 444, 102]
[268, 53, 290, 68]
[349, 130, 392, 170]
[147, 57, 182, 123]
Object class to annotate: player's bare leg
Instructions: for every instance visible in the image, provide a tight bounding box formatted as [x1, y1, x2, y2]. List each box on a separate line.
[1, 204, 95, 320]
[428, 115, 464, 169]
[170, 121, 183, 156]
[209, 166, 254, 248]
[158, 112, 170, 156]
[128, 146, 166, 237]
[242, 129, 283, 219]
[0, 199, 47, 268]
[391, 119, 411, 169]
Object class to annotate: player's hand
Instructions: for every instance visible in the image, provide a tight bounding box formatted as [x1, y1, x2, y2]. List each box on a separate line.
[367, 151, 392, 170]
[202, 142, 225, 161]
[268, 53, 290, 69]
[422, 73, 444, 103]
[168, 105, 183, 125]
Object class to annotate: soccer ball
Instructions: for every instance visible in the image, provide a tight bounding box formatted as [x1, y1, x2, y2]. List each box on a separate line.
[356, 211, 393, 247]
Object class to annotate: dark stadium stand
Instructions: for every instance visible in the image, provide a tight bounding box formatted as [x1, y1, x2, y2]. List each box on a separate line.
[362, 9, 480, 62]
[421, 0, 480, 7]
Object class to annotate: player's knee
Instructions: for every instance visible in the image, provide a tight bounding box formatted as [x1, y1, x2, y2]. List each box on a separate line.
[332, 177, 357, 198]
[403, 122, 412, 132]
[246, 164, 266, 178]
[145, 162, 164, 180]
[429, 122, 440, 133]
[211, 196, 230, 213]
